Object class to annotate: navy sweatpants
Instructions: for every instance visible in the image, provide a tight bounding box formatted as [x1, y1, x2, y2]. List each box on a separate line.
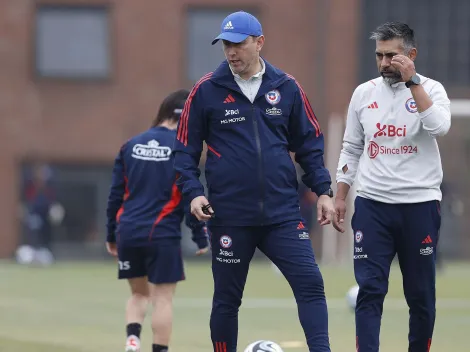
[209, 219, 330, 352]
[352, 196, 441, 352]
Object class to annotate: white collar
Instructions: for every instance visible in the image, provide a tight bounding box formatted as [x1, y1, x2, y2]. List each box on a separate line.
[230, 58, 265, 81]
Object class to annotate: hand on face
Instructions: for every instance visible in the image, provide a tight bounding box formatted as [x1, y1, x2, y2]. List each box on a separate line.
[390, 54, 416, 82]
[376, 39, 417, 84]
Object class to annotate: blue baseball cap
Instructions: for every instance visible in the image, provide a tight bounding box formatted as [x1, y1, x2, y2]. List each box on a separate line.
[211, 11, 263, 45]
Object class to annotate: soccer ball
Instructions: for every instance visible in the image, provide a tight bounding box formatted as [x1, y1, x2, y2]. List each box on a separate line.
[244, 340, 284, 352]
[346, 285, 359, 310]
[35, 247, 54, 266]
[15, 245, 35, 265]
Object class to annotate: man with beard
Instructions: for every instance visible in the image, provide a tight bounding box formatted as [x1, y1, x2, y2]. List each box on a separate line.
[332, 22, 451, 351]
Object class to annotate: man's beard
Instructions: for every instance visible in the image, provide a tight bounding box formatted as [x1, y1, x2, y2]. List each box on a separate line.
[381, 71, 402, 85]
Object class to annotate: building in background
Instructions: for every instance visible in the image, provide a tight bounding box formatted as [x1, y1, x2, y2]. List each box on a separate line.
[0, 0, 468, 260]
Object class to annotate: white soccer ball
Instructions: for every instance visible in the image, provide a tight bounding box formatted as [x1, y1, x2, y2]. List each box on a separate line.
[346, 285, 360, 310]
[15, 245, 35, 265]
[35, 247, 54, 266]
[244, 340, 284, 352]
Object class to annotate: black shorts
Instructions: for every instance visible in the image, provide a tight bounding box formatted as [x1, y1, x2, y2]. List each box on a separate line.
[117, 241, 185, 284]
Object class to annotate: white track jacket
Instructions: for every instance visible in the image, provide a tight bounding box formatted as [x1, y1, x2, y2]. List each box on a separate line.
[336, 74, 451, 203]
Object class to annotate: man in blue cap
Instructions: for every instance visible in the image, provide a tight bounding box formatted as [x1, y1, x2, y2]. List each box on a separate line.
[174, 10, 334, 352]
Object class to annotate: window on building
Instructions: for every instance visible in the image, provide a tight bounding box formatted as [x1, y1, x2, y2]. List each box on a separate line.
[35, 5, 111, 79]
[186, 8, 259, 83]
[360, 0, 470, 89]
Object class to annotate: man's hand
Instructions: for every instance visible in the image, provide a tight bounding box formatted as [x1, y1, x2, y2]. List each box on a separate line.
[106, 242, 118, 257]
[333, 197, 347, 233]
[191, 196, 214, 221]
[196, 246, 210, 256]
[317, 195, 335, 226]
[391, 54, 416, 82]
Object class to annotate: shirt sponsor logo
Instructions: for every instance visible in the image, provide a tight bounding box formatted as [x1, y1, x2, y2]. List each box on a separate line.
[373, 123, 407, 138]
[132, 140, 171, 161]
[221, 116, 245, 124]
[225, 109, 239, 116]
[368, 141, 418, 159]
[266, 107, 282, 116]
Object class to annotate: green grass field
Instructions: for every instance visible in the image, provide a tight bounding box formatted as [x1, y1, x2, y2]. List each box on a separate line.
[1, 259, 469, 351]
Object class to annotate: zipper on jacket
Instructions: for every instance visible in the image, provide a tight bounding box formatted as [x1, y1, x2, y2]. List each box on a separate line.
[391, 86, 397, 114]
[251, 104, 265, 223]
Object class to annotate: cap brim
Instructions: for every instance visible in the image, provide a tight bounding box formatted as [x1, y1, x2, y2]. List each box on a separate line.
[211, 32, 250, 45]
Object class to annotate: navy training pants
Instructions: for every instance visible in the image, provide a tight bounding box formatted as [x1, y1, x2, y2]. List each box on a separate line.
[352, 196, 441, 352]
[209, 219, 330, 352]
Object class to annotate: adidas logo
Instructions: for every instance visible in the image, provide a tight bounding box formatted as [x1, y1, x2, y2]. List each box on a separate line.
[297, 222, 305, 230]
[368, 102, 379, 109]
[224, 21, 234, 30]
[223, 94, 235, 103]
[422, 235, 433, 244]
